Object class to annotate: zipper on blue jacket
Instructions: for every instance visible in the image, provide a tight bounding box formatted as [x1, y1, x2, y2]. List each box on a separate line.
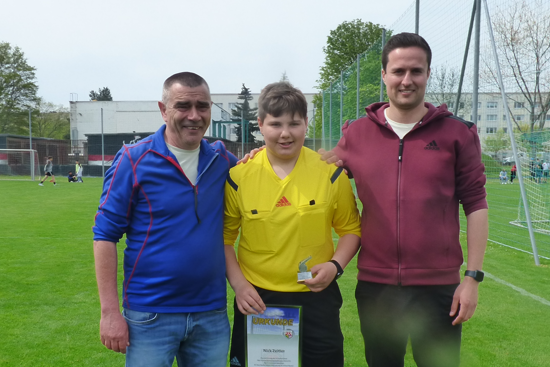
[192, 153, 219, 224]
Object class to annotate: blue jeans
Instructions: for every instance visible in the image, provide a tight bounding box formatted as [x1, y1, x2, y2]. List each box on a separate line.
[123, 307, 230, 367]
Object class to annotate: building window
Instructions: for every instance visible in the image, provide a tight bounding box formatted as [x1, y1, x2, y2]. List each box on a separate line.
[487, 102, 498, 109]
[478, 127, 481, 134]
[470, 115, 481, 121]
[221, 110, 230, 120]
[514, 102, 524, 109]
[547, 114, 550, 121]
[515, 115, 525, 121]
[487, 114, 498, 121]
[486, 127, 497, 134]
[503, 114, 507, 120]
[503, 127, 508, 133]
[478, 102, 482, 108]
[228, 103, 238, 112]
[460, 102, 464, 109]
[447, 102, 454, 109]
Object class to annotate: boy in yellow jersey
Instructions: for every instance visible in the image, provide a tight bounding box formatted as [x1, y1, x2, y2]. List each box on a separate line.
[224, 82, 361, 367]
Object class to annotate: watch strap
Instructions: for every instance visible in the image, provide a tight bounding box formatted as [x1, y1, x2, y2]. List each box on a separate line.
[329, 260, 344, 280]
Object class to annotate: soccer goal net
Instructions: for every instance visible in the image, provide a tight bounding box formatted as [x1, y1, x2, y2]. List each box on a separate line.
[0, 149, 40, 181]
[509, 131, 550, 235]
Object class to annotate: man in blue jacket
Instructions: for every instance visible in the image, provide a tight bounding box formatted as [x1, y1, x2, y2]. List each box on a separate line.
[93, 72, 238, 367]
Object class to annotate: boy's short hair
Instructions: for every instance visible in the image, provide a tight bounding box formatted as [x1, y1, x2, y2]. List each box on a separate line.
[258, 82, 308, 121]
[382, 32, 432, 71]
[48, 156, 53, 160]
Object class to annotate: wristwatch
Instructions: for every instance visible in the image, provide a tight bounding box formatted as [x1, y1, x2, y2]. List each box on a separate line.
[464, 270, 484, 282]
[329, 260, 344, 280]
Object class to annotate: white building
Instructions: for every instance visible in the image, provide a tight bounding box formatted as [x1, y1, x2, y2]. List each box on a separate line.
[69, 93, 316, 144]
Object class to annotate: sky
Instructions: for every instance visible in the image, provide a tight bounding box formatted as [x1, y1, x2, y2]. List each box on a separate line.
[1, 0, 414, 107]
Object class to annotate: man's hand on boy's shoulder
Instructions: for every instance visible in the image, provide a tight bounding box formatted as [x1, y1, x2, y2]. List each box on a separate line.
[318, 149, 343, 167]
[237, 145, 265, 165]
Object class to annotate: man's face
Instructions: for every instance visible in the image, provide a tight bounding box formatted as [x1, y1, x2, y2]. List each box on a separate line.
[259, 112, 307, 163]
[382, 47, 430, 112]
[159, 83, 212, 150]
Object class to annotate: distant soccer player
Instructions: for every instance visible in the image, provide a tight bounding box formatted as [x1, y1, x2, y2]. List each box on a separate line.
[75, 160, 84, 182]
[224, 82, 361, 367]
[39, 156, 57, 186]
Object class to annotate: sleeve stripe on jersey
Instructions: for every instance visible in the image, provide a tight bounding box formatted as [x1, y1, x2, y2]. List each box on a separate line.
[227, 174, 238, 191]
[331, 167, 343, 184]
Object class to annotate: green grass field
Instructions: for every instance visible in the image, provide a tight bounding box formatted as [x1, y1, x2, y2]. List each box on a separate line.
[1, 178, 549, 366]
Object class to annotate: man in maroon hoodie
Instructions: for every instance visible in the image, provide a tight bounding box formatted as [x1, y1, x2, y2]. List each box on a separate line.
[322, 33, 488, 367]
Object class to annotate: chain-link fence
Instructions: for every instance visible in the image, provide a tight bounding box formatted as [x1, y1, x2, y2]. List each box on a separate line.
[316, 0, 550, 261]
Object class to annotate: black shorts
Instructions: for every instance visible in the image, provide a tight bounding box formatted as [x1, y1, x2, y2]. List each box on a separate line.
[44, 172, 52, 177]
[229, 281, 344, 367]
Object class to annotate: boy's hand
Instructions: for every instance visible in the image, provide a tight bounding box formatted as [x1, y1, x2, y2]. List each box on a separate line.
[234, 282, 266, 315]
[318, 149, 343, 167]
[237, 146, 265, 165]
[303, 262, 338, 292]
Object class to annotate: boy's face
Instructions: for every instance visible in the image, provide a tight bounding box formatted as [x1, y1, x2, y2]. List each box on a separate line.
[259, 112, 307, 163]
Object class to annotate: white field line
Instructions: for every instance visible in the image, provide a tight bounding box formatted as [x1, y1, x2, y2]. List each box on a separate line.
[459, 230, 550, 260]
[484, 270, 550, 307]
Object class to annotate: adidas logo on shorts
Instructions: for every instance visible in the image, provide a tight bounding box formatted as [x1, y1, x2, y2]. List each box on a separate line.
[230, 356, 242, 366]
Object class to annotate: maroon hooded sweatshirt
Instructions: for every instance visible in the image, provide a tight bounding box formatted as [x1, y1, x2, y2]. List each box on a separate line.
[334, 102, 487, 286]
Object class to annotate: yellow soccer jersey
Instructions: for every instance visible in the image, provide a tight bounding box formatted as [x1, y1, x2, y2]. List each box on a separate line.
[224, 147, 361, 292]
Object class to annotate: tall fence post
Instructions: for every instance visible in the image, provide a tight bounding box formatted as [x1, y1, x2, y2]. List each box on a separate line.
[483, 0, 540, 265]
[322, 92, 325, 150]
[415, 0, 420, 34]
[28, 108, 35, 181]
[455, 0, 477, 115]
[472, 0, 481, 126]
[340, 71, 343, 139]
[357, 54, 360, 120]
[329, 82, 333, 149]
[380, 29, 386, 102]
[101, 108, 105, 178]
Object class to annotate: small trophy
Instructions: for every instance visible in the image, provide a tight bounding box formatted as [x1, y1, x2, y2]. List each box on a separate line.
[297, 256, 313, 283]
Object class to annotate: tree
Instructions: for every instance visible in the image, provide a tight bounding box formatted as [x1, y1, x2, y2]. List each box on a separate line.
[231, 84, 258, 143]
[483, 128, 511, 160]
[310, 20, 386, 140]
[317, 19, 385, 90]
[89, 87, 113, 101]
[484, 0, 550, 132]
[0, 42, 39, 134]
[33, 98, 70, 139]
[280, 71, 290, 83]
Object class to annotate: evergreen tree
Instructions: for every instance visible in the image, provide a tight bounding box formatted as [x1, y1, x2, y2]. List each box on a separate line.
[231, 84, 258, 143]
[89, 87, 113, 101]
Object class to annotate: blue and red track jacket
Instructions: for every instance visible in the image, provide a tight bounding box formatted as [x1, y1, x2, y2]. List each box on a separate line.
[93, 125, 237, 312]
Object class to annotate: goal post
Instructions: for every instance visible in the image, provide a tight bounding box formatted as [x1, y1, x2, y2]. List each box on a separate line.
[0, 149, 40, 181]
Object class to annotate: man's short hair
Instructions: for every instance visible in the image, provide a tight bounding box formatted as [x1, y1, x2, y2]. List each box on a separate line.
[48, 156, 53, 160]
[258, 82, 308, 121]
[162, 72, 210, 104]
[382, 32, 432, 71]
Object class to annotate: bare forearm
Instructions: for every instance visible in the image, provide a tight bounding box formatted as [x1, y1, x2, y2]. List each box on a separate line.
[93, 240, 121, 314]
[224, 245, 250, 291]
[332, 234, 361, 269]
[466, 209, 488, 270]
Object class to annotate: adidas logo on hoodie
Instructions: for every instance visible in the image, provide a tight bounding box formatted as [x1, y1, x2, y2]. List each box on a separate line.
[424, 140, 440, 150]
